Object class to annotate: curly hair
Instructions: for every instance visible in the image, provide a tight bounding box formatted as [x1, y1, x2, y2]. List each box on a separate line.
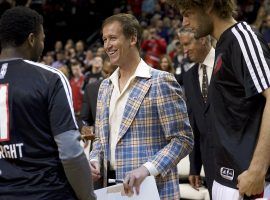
[0, 6, 43, 48]
[166, 0, 236, 19]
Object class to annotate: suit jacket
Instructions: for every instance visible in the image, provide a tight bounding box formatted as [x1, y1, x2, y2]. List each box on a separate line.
[80, 80, 102, 127]
[89, 64, 193, 200]
[183, 64, 215, 191]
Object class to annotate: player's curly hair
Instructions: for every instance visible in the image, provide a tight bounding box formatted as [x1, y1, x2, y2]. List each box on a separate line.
[166, 0, 236, 19]
[0, 6, 43, 48]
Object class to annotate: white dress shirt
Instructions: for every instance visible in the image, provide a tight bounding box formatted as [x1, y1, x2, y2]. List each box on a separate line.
[198, 47, 215, 91]
[108, 59, 158, 176]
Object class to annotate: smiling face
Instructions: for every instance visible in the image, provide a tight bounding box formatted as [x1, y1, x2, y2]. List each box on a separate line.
[102, 21, 132, 66]
[182, 7, 213, 39]
[178, 32, 204, 63]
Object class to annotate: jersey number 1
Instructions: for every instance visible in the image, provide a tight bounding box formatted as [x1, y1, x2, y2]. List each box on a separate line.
[0, 84, 9, 142]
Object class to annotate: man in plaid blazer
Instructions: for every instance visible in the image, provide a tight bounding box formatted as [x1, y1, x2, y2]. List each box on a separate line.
[89, 13, 194, 199]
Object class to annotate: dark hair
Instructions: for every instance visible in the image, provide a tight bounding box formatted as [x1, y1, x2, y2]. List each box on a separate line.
[167, 0, 236, 19]
[102, 13, 142, 51]
[0, 6, 43, 48]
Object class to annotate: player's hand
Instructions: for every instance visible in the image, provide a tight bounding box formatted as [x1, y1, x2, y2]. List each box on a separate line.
[81, 126, 95, 141]
[89, 160, 101, 182]
[123, 166, 150, 196]
[237, 169, 265, 197]
[188, 175, 202, 190]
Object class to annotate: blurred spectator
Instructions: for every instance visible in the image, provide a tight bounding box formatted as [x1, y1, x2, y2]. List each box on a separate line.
[127, 0, 143, 17]
[158, 54, 175, 74]
[237, 0, 261, 24]
[173, 39, 193, 86]
[58, 64, 69, 78]
[82, 55, 103, 90]
[84, 48, 95, 71]
[141, 27, 167, 67]
[54, 40, 63, 53]
[75, 40, 86, 62]
[95, 46, 106, 58]
[52, 50, 66, 69]
[42, 53, 54, 66]
[50, 40, 63, 59]
[167, 30, 182, 58]
[70, 61, 84, 117]
[142, 0, 157, 15]
[65, 38, 75, 51]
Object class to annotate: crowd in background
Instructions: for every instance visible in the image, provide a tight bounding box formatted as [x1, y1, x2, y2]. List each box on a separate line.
[1, 0, 270, 118]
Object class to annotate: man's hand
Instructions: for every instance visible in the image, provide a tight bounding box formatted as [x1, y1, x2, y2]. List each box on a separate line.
[188, 175, 202, 190]
[237, 169, 265, 197]
[123, 166, 150, 196]
[81, 126, 95, 141]
[89, 160, 101, 182]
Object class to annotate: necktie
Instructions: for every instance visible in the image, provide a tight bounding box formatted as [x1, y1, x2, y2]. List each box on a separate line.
[202, 64, 208, 103]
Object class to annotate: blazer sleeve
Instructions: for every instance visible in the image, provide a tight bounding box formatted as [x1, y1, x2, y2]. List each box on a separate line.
[89, 84, 104, 162]
[188, 116, 203, 175]
[151, 72, 194, 177]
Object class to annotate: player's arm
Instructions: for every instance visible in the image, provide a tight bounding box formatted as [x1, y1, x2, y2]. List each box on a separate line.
[238, 87, 270, 196]
[54, 130, 96, 200]
[48, 72, 96, 200]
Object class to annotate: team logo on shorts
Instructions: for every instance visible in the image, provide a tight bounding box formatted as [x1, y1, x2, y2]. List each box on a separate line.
[220, 167, 234, 181]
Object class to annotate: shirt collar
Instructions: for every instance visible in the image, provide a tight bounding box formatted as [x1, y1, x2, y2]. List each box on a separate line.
[202, 47, 215, 69]
[134, 59, 152, 78]
[109, 58, 151, 86]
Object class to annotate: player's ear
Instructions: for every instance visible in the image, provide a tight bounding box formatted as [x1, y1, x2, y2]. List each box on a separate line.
[27, 33, 35, 47]
[205, 0, 214, 14]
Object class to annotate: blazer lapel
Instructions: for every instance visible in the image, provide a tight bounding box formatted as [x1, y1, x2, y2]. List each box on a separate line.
[117, 77, 151, 142]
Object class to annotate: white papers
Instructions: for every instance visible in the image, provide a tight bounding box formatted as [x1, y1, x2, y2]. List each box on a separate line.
[94, 176, 160, 200]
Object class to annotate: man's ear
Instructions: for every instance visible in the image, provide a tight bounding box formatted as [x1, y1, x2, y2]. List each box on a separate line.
[200, 37, 207, 45]
[27, 33, 35, 47]
[130, 35, 138, 47]
[205, 0, 214, 15]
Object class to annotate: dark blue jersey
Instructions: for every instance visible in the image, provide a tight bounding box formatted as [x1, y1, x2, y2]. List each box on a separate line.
[210, 21, 270, 188]
[0, 59, 78, 199]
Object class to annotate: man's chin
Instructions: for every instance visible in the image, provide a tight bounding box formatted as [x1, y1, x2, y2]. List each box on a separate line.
[109, 59, 118, 66]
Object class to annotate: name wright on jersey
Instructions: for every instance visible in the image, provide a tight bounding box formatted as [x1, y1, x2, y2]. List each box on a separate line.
[0, 143, 24, 159]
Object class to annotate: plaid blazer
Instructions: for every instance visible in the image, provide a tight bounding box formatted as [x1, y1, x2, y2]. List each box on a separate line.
[90, 65, 193, 199]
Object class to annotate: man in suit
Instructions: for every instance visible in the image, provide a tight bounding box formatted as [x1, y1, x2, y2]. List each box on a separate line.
[178, 27, 215, 196]
[89, 13, 194, 199]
